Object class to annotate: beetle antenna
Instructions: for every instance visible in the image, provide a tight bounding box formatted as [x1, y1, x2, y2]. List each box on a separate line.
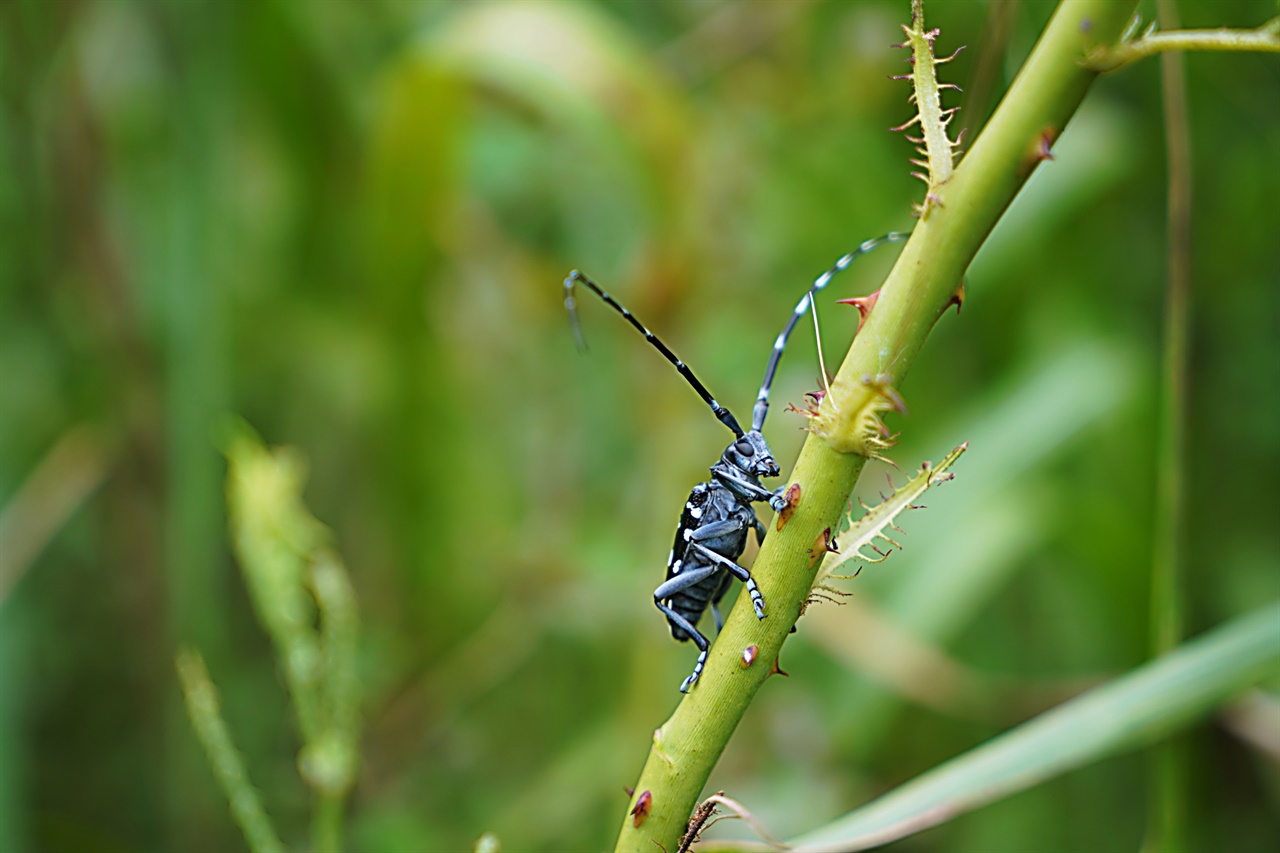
[752, 232, 910, 432]
[565, 270, 745, 438]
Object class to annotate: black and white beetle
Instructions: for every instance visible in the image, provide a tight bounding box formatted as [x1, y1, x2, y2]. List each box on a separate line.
[565, 232, 907, 692]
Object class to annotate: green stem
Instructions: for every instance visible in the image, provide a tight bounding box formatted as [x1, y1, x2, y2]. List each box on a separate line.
[176, 650, 285, 853]
[1086, 16, 1280, 72]
[614, 1, 1137, 850]
[312, 792, 343, 853]
[1145, 0, 1192, 848]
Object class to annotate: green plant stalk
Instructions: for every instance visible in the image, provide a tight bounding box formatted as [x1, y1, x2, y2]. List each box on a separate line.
[176, 649, 285, 853]
[312, 552, 362, 765]
[1149, 0, 1191, 672]
[219, 425, 363, 851]
[312, 793, 343, 853]
[1086, 16, 1280, 72]
[306, 552, 362, 852]
[614, 2, 1138, 850]
[1146, 0, 1193, 848]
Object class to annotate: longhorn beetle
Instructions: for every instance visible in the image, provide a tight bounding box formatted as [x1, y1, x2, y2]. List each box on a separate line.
[564, 232, 907, 692]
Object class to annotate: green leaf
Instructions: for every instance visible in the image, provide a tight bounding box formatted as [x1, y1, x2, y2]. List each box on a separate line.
[787, 603, 1280, 851]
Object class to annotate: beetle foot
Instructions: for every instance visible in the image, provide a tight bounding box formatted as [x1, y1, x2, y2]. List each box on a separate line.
[680, 649, 708, 693]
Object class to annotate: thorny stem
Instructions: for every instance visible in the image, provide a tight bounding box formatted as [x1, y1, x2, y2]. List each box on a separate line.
[614, 2, 1138, 851]
[1085, 15, 1280, 72]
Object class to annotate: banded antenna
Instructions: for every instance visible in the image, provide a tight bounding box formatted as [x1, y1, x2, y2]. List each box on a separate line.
[564, 270, 745, 439]
[751, 232, 909, 432]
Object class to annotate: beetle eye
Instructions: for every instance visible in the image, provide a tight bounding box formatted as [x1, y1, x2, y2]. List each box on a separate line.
[734, 439, 755, 457]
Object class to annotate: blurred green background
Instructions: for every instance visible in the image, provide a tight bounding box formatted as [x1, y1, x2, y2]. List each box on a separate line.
[1, 0, 1277, 850]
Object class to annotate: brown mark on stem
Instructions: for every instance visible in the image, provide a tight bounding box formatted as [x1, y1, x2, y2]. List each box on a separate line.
[775, 483, 802, 531]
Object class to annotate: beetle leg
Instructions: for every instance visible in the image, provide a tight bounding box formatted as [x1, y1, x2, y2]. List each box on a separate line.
[684, 518, 745, 542]
[689, 543, 765, 619]
[654, 601, 711, 692]
[653, 563, 720, 601]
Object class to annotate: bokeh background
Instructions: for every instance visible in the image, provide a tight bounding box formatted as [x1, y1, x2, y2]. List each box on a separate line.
[1, 0, 1277, 851]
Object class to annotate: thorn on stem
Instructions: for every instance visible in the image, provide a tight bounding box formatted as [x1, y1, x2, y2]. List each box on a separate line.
[808, 527, 837, 567]
[631, 790, 652, 828]
[836, 289, 881, 333]
[1020, 127, 1058, 177]
[949, 279, 966, 315]
[1036, 128, 1057, 161]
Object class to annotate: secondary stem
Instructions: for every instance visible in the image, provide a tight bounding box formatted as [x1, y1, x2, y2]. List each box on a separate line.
[1145, 0, 1193, 848]
[1086, 16, 1280, 72]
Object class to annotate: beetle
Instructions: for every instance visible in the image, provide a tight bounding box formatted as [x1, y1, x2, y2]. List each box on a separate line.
[564, 232, 906, 691]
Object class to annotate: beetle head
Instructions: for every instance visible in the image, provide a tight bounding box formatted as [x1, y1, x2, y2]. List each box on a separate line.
[723, 429, 779, 479]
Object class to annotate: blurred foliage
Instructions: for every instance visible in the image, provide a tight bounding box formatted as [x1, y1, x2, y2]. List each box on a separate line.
[212, 421, 360, 852]
[0, 1, 1276, 851]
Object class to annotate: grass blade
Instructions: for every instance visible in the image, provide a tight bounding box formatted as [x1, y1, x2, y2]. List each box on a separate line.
[788, 603, 1280, 851]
